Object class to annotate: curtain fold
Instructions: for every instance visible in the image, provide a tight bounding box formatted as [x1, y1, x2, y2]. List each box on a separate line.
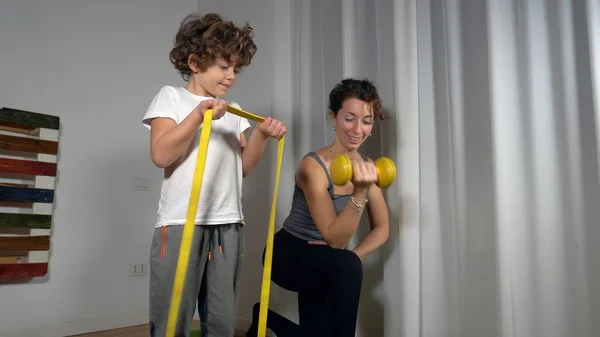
[266, 0, 600, 336]
[410, 0, 600, 336]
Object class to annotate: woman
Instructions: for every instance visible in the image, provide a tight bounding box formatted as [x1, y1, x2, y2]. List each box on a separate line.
[246, 78, 390, 337]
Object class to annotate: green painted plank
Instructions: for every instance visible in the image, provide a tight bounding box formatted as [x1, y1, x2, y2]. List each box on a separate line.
[0, 107, 60, 130]
[0, 213, 52, 229]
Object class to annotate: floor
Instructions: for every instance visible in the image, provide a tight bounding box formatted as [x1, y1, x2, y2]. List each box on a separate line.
[69, 321, 248, 337]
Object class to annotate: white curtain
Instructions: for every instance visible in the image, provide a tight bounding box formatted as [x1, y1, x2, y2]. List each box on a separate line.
[199, 0, 600, 335]
[418, 0, 600, 336]
[275, 0, 600, 336]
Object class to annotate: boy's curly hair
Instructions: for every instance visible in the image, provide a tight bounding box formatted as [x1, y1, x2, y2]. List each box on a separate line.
[169, 12, 257, 81]
[328, 78, 385, 120]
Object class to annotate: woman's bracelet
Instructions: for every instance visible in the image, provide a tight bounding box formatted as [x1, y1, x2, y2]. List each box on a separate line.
[350, 196, 368, 209]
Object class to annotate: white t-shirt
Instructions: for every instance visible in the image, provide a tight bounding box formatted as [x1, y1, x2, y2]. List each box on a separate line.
[142, 85, 251, 227]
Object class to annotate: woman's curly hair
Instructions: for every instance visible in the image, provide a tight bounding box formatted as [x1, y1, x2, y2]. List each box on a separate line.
[328, 78, 385, 120]
[169, 12, 257, 81]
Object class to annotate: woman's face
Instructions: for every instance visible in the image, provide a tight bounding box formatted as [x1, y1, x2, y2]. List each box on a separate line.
[331, 98, 374, 151]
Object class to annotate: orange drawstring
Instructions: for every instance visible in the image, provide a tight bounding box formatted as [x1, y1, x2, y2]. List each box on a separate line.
[160, 225, 167, 259]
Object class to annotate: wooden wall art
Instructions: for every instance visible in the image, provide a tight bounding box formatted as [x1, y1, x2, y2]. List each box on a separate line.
[0, 107, 60, 279]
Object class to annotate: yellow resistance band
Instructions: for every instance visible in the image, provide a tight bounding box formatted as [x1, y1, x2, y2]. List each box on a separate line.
[166, 105, 283, 337]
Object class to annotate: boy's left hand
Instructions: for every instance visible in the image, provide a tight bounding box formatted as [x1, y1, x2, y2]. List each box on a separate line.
[257, 117, 287, 139]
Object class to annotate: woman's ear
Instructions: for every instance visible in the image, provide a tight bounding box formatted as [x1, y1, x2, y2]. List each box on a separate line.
[328, 110, 337, 130]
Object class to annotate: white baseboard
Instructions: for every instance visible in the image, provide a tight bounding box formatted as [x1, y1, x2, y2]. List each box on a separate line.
[0, 312, 148, 337]
[0, 313, 251, 337]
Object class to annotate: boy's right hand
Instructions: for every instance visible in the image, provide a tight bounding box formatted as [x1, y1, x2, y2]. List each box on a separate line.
[195, 99, 228, 120]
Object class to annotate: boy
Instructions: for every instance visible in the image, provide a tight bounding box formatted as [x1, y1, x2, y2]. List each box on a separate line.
[142, 12, 287, 337]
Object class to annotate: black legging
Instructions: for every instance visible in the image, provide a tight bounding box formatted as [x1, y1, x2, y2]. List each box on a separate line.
[246, 228, 363, 337]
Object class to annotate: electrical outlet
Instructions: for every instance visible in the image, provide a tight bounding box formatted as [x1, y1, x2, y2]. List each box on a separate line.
[128, 263, 148, 277]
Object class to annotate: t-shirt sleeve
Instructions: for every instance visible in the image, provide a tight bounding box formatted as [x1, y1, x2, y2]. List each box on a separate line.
[230, 101, 252, 134]
[142, 86, 179, 129]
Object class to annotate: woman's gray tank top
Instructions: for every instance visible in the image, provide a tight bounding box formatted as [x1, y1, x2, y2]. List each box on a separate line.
[282, 152, 356, 241]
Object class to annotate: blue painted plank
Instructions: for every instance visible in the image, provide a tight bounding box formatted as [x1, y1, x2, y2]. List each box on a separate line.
[0, 186, 54, 203]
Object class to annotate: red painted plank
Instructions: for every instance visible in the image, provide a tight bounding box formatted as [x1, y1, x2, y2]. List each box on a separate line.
[0, 157, 57, 176]
[0, 263, 47, 279]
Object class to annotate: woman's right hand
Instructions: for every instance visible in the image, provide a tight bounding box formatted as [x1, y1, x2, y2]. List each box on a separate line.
[351, 159, 378, 191]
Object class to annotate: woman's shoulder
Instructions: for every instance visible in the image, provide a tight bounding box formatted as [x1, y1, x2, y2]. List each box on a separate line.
[297, 151, 323, 172]
[296, 148, 330, 184]
[299, 147, 330, 164]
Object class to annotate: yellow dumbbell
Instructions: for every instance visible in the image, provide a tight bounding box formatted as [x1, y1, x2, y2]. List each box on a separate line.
[330, 154, 397, 189]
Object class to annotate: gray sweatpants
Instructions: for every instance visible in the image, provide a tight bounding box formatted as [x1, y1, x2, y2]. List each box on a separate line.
[149, 223, 245, 337]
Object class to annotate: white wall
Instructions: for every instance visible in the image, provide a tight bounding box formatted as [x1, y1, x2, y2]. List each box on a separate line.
[0, 0, 198, 335]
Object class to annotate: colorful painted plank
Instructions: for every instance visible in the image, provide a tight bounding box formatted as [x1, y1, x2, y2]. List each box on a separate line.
[0, 121, 38, 136]
[0, 263, 48, 279]
[0, 157, 57, 176]
[0, 213, 52, 229]
[0, 134, 58, 155]
[0, 236, 50, 250]
[0, 186, 54, 203]
[0, 107, 60, 130]
[0, 107, 59, 280]
[0, 256, 25, 263]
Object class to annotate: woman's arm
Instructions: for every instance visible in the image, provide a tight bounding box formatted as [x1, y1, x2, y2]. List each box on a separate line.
[298, 156, 376, 248]
[351, 185, 390, 260]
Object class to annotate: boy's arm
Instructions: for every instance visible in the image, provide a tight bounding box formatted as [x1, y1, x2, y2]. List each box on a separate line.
[240, 117, 287, 177]
[150, 99, 225, 168]
[150, 112, 203, 168]
[241, 128, 268, 177]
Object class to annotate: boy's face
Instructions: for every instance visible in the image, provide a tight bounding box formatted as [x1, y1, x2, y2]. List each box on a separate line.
[189, 56, 239, 98]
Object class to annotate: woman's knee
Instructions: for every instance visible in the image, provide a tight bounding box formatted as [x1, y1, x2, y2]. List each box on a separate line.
[337, 250, 363, 281]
